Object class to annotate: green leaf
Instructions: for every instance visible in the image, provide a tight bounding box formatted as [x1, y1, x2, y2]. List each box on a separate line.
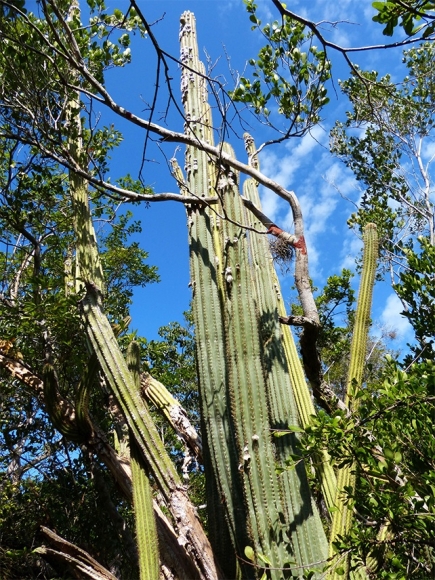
[244, 546, 255, 562]
[257, 552, 272, 565]
[286, 424, 305, 433]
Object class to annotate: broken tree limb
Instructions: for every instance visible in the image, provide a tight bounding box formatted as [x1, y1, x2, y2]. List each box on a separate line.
[141, 372, 203, 464]
[34, 527, 118, 580]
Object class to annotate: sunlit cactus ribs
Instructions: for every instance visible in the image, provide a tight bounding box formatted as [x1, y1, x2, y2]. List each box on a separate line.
[328, 224, 379, 580]
[62, 9, 219, 575]
[177, 11, 328, 579]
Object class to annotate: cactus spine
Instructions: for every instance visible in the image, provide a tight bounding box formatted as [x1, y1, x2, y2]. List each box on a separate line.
[179, 12, 327, 578]
[328, 224, 378, 579]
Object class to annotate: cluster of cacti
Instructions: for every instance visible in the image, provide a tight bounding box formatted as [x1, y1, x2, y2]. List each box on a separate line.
[177, 12, 329, 579]
[176, 12, 380, 580]
[0, 3, 383, 577]
[35, 7, 379, 578]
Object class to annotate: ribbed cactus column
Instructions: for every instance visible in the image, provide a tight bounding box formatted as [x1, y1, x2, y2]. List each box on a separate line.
[64, 9, 219, 576]
[179, 12, 328, 579]
[328, 224, 378, 580]
[179, 13, 245, 576]
[127, 341, 159, 580]
[242, 134, 336, 524]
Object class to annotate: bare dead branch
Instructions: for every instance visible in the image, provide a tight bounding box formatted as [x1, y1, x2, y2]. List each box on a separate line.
[35, 526, 118, 580]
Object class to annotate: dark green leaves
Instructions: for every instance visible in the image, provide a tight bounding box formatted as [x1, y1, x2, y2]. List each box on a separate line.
[395, 237, 435, 359]
[299, 358, 435, 577]
[231, 3, 330, 135]
[372, 1, 435, 38]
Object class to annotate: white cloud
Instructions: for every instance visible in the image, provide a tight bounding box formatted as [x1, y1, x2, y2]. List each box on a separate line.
[297, 158, 344, 239]
[259, 126, 327, 191]
[380, 293, 413, 339]
[421, 138, 435, 162]
[260, 187, 282, 223]
[340, 231, 363, 270]
[260, 150, 298, 190]
[254, 0, 274, 22]
[323, 161, 358, 199]
[306, 241, 320, 273]
[286, 125, 326, 157]
[259, 144, 356, 280]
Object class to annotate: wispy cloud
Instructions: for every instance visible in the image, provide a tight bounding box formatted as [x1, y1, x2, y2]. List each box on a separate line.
[380, 293, 413, 339]
[340, 231, 362, 270]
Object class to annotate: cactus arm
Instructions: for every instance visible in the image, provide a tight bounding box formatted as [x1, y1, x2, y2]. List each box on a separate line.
[127, 341, 159, 580]
[179, 14, 246, 576]
[180, 15, 256, 575]
[217, 154, 286, 558]
[75, 352, 98, 435]
[64, 77, 104, 294]
[328, 224, 379, 579]
[81, 286, 221, 579]
[242, 170, 331, 568]
[130, 444, 159, 580]
[273, 263, 337, 512]
[81, 288, 179, 495]
[345, 224, 379, 407]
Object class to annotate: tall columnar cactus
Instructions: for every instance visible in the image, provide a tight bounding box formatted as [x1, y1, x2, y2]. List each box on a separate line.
[74, 145, 219, 580]
[243, 135, 337, 514]
[178, 12, 328, 579]
[63, 8, 219, 577]
[328, 224, 379, 579]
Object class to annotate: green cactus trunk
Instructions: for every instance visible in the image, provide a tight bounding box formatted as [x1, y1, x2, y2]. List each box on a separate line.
[127, 342, 159, 580]
[242, 136, 337, 515]
[65, 71, 162, 578]
[178, 12, 328, 579]
[328, 224, 379, 579]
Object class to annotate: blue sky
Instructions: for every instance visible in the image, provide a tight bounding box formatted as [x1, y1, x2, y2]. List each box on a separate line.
[28, 1, 417, 348]
[106, 0, 416, 348]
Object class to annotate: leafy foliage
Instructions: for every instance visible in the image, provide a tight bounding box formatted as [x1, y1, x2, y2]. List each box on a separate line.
[0, 463, 137, 579]
[231, 0, 330, 136]
[1, 0, 435, 578]
[301, 357, 435, 578]
[327, 36, 435, 578]
[372, 0, 435, 38]
[395, 236, 435, 360]
[0, 5, 158, 577]
[331, 43, 435, 274]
